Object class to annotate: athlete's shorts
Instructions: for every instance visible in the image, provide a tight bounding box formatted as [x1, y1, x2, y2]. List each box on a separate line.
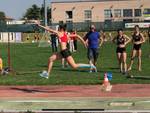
[87, 48, 99, 61]
[133, 44, 141, 50]
[116, 47, 126, 53]
[60, 49, 71, 58]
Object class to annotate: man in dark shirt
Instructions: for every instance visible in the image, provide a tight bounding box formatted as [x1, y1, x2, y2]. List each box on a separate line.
[50, 33, 58, 52]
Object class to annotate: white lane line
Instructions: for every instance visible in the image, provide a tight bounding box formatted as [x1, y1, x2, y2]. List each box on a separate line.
[8, 100, 76, 103]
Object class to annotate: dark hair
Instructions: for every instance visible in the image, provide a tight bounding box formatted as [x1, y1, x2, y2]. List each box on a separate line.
[117, 28, 123, 33]
[135, 25, 140, 29]
[59, 24, 66, 31]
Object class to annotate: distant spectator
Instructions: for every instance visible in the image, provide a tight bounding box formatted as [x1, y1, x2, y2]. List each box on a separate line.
[34, 34, 40, 42]
[148, 25, 150, 43]
[100, 30, 107, 42]
[50, 33, 58, 52]
[73, 30, 78, 52]
[69, 32, 75, 52]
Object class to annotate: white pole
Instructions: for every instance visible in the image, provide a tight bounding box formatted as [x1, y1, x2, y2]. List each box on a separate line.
[44, 0, 47, 27]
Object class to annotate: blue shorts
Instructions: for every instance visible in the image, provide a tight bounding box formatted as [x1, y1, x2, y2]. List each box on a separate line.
[87, 48, 99, 61]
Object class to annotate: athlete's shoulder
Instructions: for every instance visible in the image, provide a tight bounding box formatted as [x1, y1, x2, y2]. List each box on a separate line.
[123, 34, 127, 38]
[94, 31, 100, 36]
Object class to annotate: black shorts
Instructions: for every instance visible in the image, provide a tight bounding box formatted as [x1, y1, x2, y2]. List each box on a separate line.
[87, 48, 99, 61]
[116, 47, 126, 53]
[60, 49, 71, 58]
[133, 44, 141, 50]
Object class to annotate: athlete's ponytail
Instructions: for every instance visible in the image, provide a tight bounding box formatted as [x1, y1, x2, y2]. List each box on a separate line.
[59, 24, 66, 31]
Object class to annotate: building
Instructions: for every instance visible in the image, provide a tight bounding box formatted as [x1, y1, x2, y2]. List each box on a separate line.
[0, 32, 22, 43]
[51, 0, 150, 30]
[0, 16, 22, 43]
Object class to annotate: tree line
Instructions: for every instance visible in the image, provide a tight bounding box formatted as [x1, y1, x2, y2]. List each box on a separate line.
[0, 4, 51, 24]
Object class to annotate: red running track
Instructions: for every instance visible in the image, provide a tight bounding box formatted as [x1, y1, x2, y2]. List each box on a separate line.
[0, 84, 150, 98]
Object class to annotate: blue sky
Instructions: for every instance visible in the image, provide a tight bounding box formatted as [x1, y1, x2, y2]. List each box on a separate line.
[0, 0, 51, 20]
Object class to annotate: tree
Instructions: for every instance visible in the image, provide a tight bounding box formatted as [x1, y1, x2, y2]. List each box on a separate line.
[40, 6, 51, 24]
[22, 4, 51, 25]
[0, 11, 6, 21]
[23, 4, 41, 20]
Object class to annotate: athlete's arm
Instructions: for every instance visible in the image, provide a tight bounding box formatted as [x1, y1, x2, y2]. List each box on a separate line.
[34, 20, 58, 35]
[139, 33, 145, 44]
[83, 33, 89, 47]
[70, 34, 86, 48]
[38, 24, 58, 34]
[124, 34, 131, 45]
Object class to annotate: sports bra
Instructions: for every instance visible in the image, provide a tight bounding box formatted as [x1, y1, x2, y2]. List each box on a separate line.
[117, 35, 125, 45]
[132, 33, 142, 42]
[59, 33, 68, 43]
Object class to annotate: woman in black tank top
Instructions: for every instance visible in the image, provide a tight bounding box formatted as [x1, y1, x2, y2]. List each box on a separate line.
[128, 25, 145, 71]
[112, 29, 131, 74]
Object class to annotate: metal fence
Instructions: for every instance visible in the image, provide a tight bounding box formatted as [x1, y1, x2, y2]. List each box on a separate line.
[0, 21, 42, 32]
[0, 21, 149, 32]
[52, 21, 125, 32]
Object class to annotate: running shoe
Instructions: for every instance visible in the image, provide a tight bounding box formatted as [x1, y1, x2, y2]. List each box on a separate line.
[39, 71, 49, 79]
[90, 65, 97, 73]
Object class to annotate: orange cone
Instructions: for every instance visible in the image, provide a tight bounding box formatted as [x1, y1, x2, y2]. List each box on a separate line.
[101, 73, 112, 92]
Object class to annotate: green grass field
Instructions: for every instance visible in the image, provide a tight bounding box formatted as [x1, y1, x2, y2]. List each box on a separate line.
[0, 39, 149, 85]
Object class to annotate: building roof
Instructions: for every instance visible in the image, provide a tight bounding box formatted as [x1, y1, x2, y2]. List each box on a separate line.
[5, 16, 14, 21]
[51, 0, 129, 3]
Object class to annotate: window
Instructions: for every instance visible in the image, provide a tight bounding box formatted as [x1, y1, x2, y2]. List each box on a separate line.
[134, 9, 141, 17]
[11, 33, 13, 40]
[143, 8, 150, 18]
[85, 20, 91, 28]
[84, 10, 92, 19]
[66, 11, 73, 19]
[114, 9, 121, 17]
[104, 9, 112, 18]
[123, 9, 133, 17]
[144, 8, 150, 14]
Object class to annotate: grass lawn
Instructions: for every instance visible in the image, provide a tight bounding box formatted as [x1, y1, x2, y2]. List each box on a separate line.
[0, 40, 149, 85]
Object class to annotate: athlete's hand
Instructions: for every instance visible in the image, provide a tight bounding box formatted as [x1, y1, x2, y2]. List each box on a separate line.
[99, 44, 102, 47]
[84, 42, 88, 48]
[109, 33, 112, 36]
[34, 20, 40, 25]
[45, 26, 50, 30]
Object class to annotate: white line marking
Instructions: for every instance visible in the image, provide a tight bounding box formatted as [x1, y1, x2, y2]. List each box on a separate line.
[8, 100, 76, 103]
